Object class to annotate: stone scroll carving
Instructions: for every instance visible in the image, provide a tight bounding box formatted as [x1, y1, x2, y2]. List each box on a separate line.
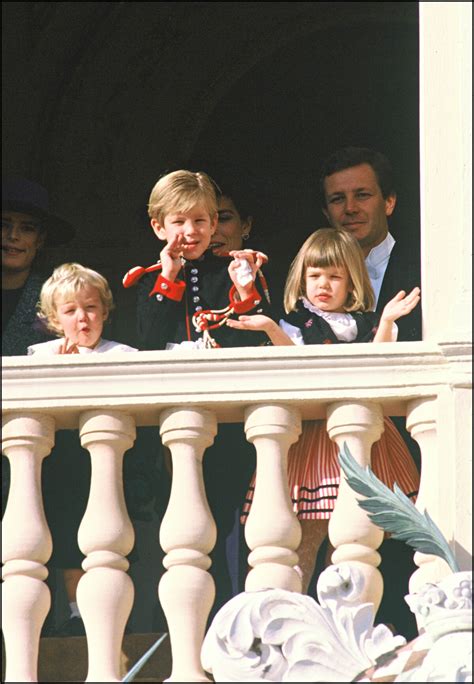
[201, 564, 405, 682]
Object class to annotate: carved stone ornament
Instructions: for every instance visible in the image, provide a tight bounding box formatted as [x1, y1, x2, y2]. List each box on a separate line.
[355, 571, 472, 682]
[395, 571, 472, 682]
[201, 563, 406, 682]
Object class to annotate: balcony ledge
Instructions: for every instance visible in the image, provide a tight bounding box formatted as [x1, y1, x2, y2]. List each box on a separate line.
[2, 341, 471, 427]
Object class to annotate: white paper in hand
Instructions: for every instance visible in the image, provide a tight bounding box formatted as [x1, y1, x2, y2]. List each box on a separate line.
[235, 258, 254, 286]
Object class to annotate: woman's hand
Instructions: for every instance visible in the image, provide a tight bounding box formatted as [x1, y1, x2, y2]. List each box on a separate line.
[381, 287, 421, 323]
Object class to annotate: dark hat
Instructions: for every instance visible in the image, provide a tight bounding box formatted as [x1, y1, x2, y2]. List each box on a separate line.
[2, 177, 75, 246]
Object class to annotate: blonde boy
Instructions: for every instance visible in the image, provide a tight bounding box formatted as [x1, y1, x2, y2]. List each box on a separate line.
[27, 262, 137, 636]
[122, 169, 274, 616]
[125, 169, 271, 350]
[29, 262, 137, 354]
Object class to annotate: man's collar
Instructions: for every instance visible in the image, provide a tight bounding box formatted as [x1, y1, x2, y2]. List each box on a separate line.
[366, 232, 395, 267]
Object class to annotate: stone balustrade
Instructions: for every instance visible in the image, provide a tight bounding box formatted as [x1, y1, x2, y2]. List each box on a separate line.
[1, 341, 471, 682]
[327, 401, 385, 610]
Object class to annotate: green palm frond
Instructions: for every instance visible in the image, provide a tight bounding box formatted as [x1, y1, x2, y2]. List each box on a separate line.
[338, 443, 459, 573]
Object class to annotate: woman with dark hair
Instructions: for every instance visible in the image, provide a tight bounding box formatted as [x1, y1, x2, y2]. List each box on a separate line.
[2, 177, 77, 634]
[2, 176, 75, 356]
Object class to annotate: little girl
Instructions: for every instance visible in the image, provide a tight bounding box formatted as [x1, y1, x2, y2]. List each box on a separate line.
[227, 228, 421, 593]
[28, 262, 137, 636]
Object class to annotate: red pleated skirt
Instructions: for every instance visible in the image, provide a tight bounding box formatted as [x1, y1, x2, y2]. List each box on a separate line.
[241, 417, 420, 524]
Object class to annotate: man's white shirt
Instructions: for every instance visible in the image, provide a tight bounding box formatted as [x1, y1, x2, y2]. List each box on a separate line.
[365, 232, 395, 306]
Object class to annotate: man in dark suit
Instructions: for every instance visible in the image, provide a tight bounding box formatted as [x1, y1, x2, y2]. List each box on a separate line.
[316, 147, 421, 639]
[319, 146, 421, 342]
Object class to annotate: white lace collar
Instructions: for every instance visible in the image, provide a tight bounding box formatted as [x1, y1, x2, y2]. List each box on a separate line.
[300, 297, 353, 325]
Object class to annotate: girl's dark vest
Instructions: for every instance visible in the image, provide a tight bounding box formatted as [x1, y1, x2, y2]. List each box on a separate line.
[284, 307, 381, 345]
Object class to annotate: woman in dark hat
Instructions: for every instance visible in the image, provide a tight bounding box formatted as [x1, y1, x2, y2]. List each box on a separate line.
[2, 178, 159, 636]
[2, 177, 75, 356]
[2, 177, 77, 634]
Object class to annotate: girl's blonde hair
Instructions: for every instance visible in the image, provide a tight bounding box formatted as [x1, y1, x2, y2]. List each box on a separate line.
[284, 228, 375, 314]
[38, 262, 114, 335]
[147, 169, 218, 224]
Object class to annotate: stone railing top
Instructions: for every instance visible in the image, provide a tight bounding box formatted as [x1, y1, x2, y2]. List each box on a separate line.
[2, 341, 471, 428]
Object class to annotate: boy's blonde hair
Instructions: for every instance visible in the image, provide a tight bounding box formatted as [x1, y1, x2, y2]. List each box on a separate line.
[147, 169, 218, 224]
[284, 228, 375, 314]
[38, 262, 114, 334]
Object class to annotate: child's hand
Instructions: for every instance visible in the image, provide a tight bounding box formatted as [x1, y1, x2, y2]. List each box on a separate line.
[381, 287, 421, 322]
[58, 337, 80, 354]
[227, 314, 295, 346]
[229, 249, 268, 270]
[228, 249, 268, 295]
[160, 232, 185, 280]
[226, 314, 272, 332]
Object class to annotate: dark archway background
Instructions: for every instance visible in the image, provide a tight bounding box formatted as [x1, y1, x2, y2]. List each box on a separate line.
[2, 1, 419, 345]
[189, 17, 420, 274]
[2, 2, 421, 635]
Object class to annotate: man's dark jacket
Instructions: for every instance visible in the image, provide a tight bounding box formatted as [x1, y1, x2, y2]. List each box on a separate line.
[376, 237, 422, 342]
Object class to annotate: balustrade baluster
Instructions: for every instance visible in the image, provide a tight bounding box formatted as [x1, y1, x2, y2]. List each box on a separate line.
[2, 412, 55, 683]
[158, 407, 217, 683]
[406, 397, 451, 596]
[244, 404, 302, 592]
[326, 401, 384, 609]
[77, 410, 136, 683]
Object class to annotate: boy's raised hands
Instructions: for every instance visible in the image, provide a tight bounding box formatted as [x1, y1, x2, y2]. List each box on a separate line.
[228, 249, 268, 298]
[229, 249, 268, 290]
[160, 231, 186, 280]
[228, 248, 268, 270]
